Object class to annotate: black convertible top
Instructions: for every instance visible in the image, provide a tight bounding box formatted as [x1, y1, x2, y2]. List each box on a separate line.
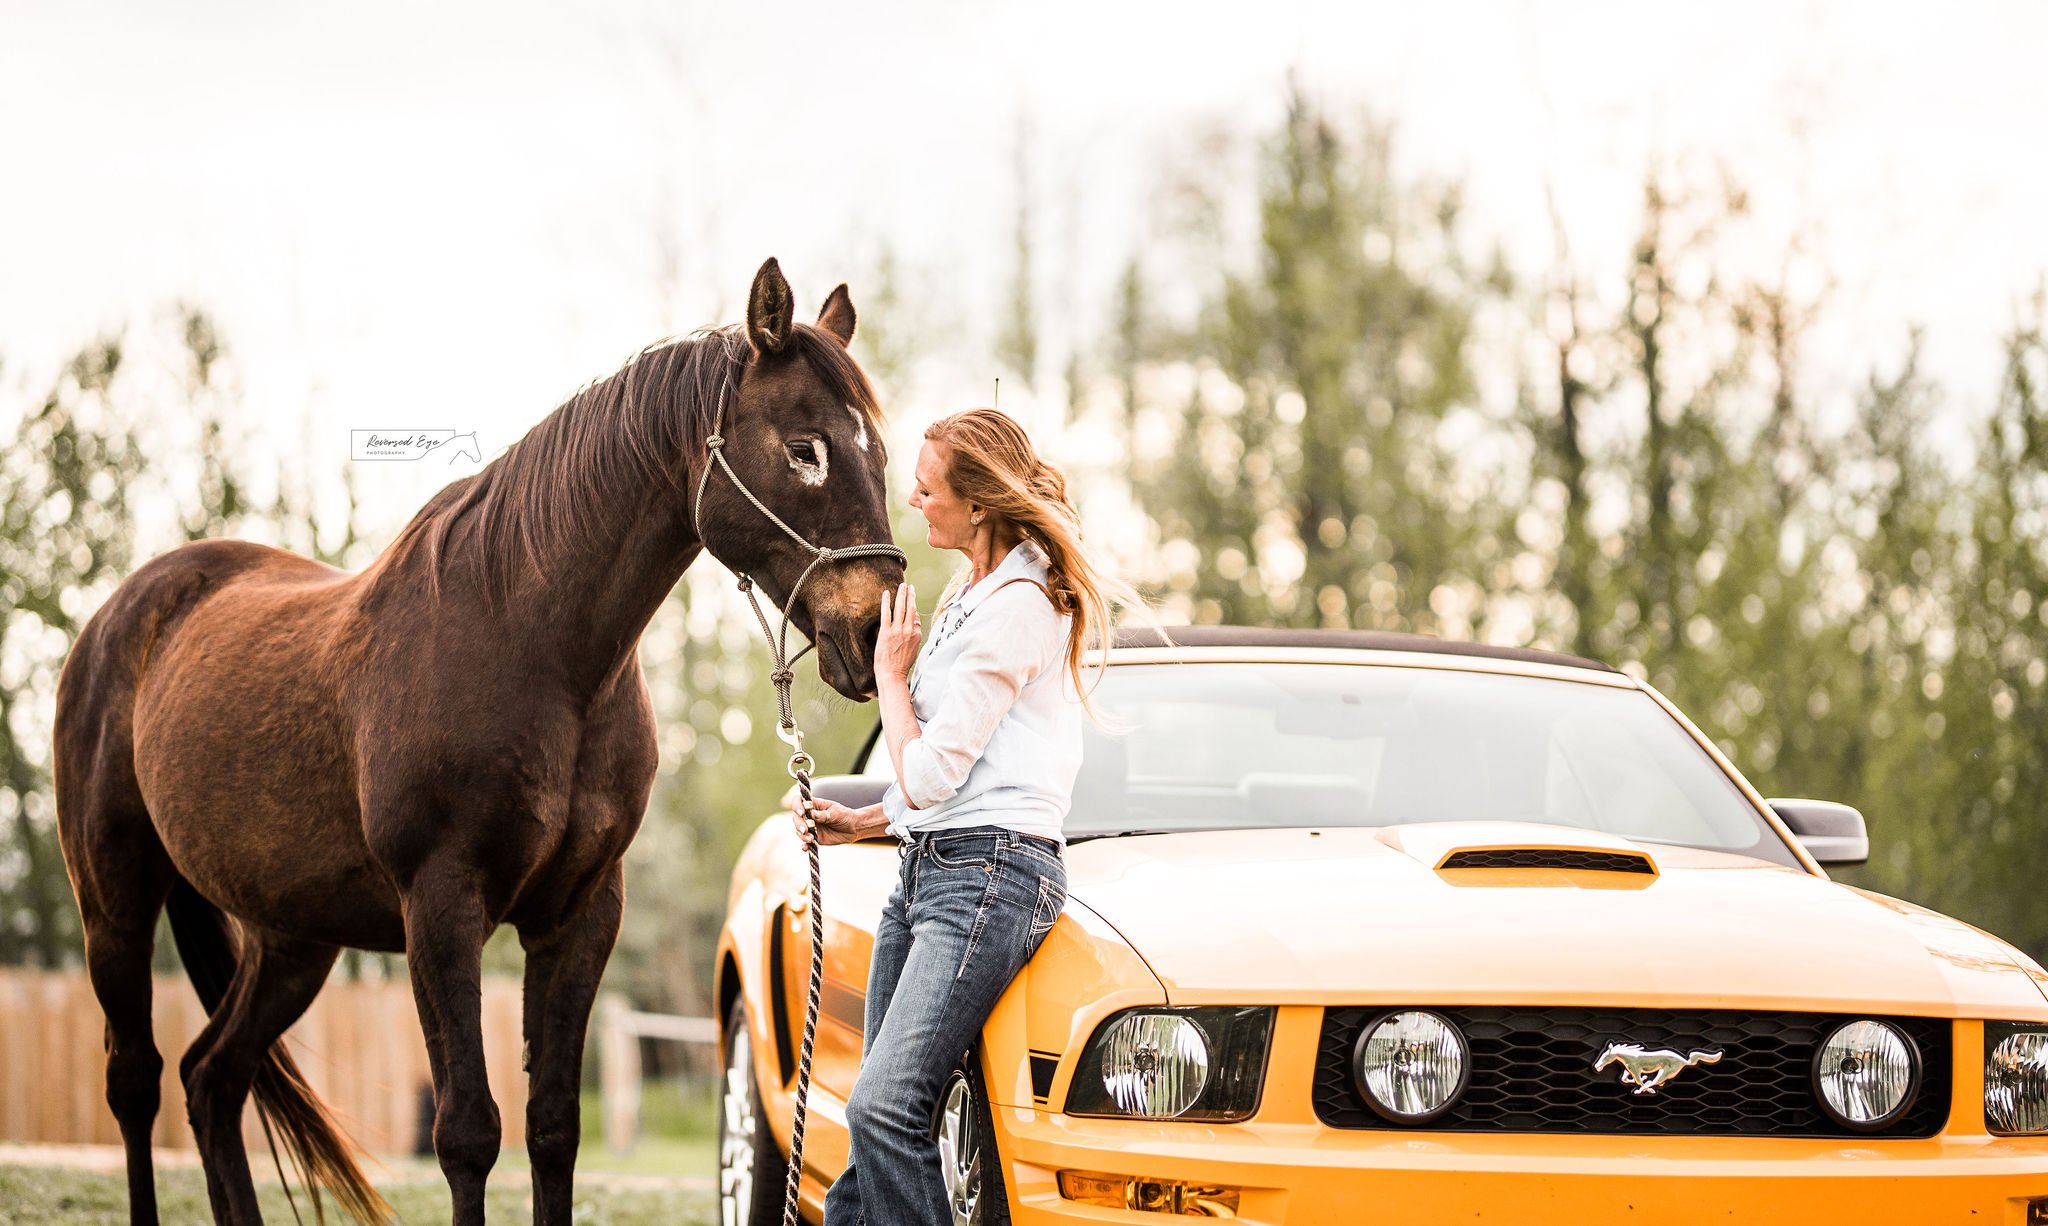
[1109, 624, 1619, 674]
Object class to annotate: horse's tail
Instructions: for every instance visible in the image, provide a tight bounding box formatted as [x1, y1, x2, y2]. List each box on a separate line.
[166, 880, 394, 1226]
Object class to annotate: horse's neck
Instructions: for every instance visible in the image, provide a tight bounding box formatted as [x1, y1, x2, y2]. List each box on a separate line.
[377, 424, 710, 701]
[515, 481, 704, 694]
[371, 336, 738, 698]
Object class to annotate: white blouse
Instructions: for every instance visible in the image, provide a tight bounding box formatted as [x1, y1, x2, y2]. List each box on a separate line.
[880, 539, 1082, 844]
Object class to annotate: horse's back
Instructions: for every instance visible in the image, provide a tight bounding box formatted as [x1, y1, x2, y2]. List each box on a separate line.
[55, 540, 346, 897]
[70, 538, 344, 727]
[85, 536, 342, 659]
[61, 538, 329, 760]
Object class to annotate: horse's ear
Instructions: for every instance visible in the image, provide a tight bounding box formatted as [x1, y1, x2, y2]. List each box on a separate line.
[747, 257, 795, 357]
[817, 284, 857, 346]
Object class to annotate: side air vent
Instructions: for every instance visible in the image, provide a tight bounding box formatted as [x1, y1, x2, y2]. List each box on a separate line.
[1439, 849, 1655, 875]
[769, 907, 797, 1084]
[1028, 1052, 1060, 1102]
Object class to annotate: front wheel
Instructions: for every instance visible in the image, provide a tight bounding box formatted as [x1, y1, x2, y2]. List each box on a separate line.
[933, 1053, 1010, 1226]
[720, 996, 790, 1226]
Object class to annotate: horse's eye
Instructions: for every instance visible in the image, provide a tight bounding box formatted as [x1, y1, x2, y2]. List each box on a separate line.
[789, 440, 818, 465]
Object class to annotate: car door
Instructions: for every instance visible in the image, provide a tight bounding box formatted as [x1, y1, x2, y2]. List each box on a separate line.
[812, 842, 898, 1103]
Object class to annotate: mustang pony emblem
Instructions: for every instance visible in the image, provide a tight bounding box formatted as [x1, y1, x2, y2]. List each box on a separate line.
[1593, 1042, 1725, 1095]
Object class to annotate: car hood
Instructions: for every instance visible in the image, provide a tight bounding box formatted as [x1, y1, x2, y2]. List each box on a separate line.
[1064, 823, 2048, 1018]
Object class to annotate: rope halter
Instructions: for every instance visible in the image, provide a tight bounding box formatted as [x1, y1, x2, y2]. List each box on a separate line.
[692, 376, 905, 1226]
[692, 378, 907, 782]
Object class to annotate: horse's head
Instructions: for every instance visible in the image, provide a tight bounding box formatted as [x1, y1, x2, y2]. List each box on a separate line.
[694, 258, 904, 701]
[1593, 1043, 1642, 1073]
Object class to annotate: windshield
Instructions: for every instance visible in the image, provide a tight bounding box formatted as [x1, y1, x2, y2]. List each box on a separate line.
[862, 661, 1799, 867]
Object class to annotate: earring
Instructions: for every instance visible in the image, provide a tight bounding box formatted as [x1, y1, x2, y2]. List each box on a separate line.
[971, 513, 984, 525]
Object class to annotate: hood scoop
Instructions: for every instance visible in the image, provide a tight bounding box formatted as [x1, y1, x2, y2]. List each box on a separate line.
[1375, 821, 1662, 880]
[1438, 847, 1655, 874]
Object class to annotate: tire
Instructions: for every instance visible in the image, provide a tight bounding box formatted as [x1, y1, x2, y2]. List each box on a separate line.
[933, 1049, 1011, 1226]
[720, 996, 791, 1226]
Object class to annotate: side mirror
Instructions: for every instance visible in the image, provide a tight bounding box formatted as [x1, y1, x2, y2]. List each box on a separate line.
[812, 776, 890, 809]
[779, 775, 894, 841]
[1768, 798, 1869, 867]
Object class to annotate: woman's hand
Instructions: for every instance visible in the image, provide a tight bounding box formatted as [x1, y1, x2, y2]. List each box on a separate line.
[875, 582, 921, 684]
[788, 795, 881, 846]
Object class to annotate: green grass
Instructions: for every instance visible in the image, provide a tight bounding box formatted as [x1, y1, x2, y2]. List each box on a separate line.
[494, 1080, 718, 1179]
[0, 1082, 721, 1225]
[0, 1163, 714, 1226]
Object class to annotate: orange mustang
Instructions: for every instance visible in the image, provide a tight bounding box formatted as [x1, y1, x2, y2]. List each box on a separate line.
[715, 628, 2048, 1225]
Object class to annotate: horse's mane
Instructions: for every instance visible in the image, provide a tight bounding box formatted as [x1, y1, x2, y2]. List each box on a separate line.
[378, 322, 881, 606]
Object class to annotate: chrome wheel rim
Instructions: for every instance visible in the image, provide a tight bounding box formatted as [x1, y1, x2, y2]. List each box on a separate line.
[721, 1026, 756, 1226]
[936, 1071, 980, 1225]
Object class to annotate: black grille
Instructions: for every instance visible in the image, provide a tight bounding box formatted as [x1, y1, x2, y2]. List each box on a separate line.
[1314, 1006, 1951, 1138]
[1439, 849, 1653, 873]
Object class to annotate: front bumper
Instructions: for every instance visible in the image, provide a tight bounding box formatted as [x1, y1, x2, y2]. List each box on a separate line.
[989, 1010, 2048, 1225]
[991, 1107, 2048, 1225]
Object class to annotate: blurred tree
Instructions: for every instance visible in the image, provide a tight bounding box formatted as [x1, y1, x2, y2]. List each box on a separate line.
[851, 245, 918, 397]
[0, 336, 145, 966]
[174, 306, 251, 541]
[1111, 259, 1148, 436]
[1130, 85, 1496, 632]
[1801, 337, 1958, 895]
[1912, 301, 2048, 955]
[1613, 175, 1753, 687]
[997, 116, 1039, 392]
[1531, 185, 1603, 660]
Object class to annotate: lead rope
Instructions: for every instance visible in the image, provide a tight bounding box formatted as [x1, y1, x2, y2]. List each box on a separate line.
[694, 380, 905, 1226]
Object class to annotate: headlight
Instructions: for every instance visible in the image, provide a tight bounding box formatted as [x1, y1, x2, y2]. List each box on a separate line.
[1067, 1007, 1274, 1121]
[1813, 1019, 1919, 1130]
[1352, 1010, 1469, 1124]
[1986, 1023, 2048, 1135]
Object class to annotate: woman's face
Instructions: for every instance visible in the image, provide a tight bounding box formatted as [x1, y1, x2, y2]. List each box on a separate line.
[909, 440, 976, 553]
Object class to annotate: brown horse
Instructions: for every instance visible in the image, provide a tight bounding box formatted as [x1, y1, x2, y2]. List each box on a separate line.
[52, 258, 902, 1225]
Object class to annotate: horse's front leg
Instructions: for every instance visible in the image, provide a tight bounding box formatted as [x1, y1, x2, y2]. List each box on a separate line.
[403, 864, 500, 1226]
[518, 862, 625, 1226]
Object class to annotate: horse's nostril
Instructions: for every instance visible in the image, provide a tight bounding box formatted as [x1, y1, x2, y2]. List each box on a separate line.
[857, 615, 882, 659]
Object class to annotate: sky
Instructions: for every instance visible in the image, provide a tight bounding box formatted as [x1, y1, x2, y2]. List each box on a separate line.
[4, 0, 2047, 545]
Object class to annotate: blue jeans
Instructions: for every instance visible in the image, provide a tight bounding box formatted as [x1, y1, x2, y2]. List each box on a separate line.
[822, 825, 1067, 1226]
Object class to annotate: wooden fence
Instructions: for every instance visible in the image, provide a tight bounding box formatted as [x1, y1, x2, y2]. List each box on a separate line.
[595, 998, 718, 1152]
[0, 968, 526, 1155]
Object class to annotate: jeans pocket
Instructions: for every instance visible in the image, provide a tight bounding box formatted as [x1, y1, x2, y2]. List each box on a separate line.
[954, 866, 1003, 981]
[925, 831, 999, 871]
[1027, 873, 1064, 938]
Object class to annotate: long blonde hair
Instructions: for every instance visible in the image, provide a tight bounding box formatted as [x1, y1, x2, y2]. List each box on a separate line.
[925, 408, 1166, 717]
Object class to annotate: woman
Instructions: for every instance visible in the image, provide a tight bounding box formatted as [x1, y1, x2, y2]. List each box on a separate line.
[791, 407, 1142, 1226]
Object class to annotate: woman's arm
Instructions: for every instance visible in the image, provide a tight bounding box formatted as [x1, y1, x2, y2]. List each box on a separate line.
[879, 675, 922, 806]
[791, 797, 888, 845]
[874, 583, 926, 805]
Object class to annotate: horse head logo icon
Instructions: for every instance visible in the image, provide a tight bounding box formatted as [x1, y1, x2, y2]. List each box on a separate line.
[1593, 1042, 1724, 1095]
